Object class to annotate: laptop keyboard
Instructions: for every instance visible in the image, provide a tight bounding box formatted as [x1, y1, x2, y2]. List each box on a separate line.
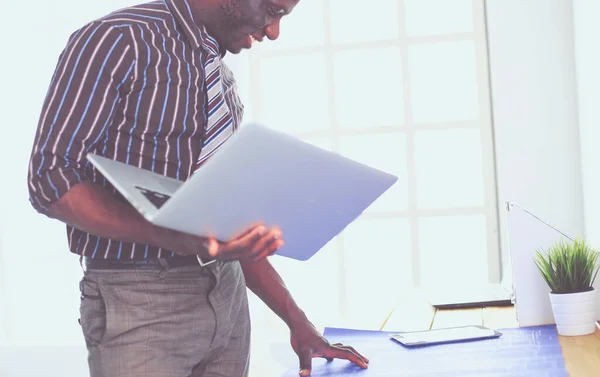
[135, 186, 171, 209]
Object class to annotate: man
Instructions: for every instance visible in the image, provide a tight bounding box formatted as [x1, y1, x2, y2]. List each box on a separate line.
[27, 0, 369, 376]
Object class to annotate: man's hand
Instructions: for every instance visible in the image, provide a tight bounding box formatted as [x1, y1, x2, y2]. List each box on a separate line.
[289, 320, 369, 376]
[165, 223, 284, 262]
[207, 223, 284, 261]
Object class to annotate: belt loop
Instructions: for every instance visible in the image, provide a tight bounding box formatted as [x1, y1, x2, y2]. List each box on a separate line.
[158, 258, 170, 270]
[158, 258, 170, 278]
[79, 255, 86, 274]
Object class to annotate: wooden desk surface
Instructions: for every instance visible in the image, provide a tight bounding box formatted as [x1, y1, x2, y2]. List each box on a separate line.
[381, 291, 600, 377]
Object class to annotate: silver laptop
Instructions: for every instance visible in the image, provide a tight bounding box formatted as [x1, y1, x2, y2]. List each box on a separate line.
[86, 123, 398, 261]
[428, 264, 514, 309]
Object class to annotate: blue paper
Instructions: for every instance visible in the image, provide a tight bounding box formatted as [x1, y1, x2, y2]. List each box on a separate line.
[281, 325, 568, 377]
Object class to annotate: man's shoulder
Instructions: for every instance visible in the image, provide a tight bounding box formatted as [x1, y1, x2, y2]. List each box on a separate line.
[102, 1, 172, 28]
[85, 1, 172, 32]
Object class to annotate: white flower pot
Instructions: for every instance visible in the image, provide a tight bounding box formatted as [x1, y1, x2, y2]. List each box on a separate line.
[549, 289, 597, 336]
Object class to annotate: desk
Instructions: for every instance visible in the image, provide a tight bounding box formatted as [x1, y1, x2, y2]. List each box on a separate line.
[380, 292, 600, 377]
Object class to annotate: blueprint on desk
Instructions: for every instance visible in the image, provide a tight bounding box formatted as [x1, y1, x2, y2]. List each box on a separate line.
[281, 325, 567, 377]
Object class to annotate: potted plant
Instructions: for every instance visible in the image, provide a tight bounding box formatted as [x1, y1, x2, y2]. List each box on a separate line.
[533, 237, 600, 336]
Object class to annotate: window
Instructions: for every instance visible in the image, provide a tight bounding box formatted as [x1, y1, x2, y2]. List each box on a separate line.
[228, 0, 499, 330]
[0, 235, 6, 346]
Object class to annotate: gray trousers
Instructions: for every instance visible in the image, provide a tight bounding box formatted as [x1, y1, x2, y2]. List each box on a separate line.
[78, 259, 251, 377]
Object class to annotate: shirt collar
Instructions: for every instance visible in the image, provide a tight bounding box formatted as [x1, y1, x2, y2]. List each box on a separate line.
[164, 0, 221, 56]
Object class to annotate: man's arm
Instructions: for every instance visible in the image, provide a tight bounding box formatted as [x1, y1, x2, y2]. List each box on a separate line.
[48, 181, 179, 250]
[239, 258, 308, 327]
[240, 258, 369, 376]
[26, 21, 185, 252]
[29, 22, 149, 238]
[28, 21, 131, 215]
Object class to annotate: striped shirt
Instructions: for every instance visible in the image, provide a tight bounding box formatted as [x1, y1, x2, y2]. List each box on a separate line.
[27, 0, 244, 260]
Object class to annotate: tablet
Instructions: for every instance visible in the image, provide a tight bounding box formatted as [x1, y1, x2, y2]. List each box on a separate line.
[390, 325, 502, 348]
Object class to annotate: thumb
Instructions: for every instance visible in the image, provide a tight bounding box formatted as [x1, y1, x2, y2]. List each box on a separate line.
[206, 237, 220, 257]
[298, 349, 312, 376]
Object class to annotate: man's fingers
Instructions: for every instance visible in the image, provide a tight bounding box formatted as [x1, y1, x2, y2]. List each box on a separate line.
[323, 347, 368, 369]
[250, 228, 280, 254]
[330, 344, 369, 364]
[209, 225, 285, 261]
[252, 228, 284, 261]
[205, 237, 220, 257]
[295, 344, 368, 377]
[224, 225, 266, 253]
[253, 238, 284, 261]
[298, 348, 312, 377]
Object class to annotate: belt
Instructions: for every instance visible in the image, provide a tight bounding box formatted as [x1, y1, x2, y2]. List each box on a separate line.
[84, 255, 216, 270]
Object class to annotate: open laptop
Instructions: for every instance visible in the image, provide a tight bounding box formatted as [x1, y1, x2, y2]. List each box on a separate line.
[86, 123, 398, 261]
[427, 264, 514, 309]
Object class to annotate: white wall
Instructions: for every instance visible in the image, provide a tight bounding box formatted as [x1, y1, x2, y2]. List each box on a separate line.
[0, 0, 139, 349]
[485, 0, 585, 271]
[0, 225, 6, 346]
[573, 0, 600, 247]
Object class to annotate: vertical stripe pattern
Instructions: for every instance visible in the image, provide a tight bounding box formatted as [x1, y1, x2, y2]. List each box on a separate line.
[195, 48, 236, 170]
[27, 0, 243, 260]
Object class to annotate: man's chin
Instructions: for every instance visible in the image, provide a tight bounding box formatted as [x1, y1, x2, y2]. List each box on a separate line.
[224, 39, 251, 55]
[226, 46, 244, 54]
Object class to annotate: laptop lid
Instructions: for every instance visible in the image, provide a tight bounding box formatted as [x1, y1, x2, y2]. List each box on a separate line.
[151, 123, 398, 261]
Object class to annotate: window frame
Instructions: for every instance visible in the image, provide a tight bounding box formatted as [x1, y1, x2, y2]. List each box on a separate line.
[244, 0, 500, 299]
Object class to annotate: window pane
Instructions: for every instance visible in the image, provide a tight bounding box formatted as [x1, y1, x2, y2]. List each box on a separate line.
[259, 54, 330, 133]
[333, 47, 405, 129]
[0, 282, 6, 344]
[338, 133, 408, 212]
[408, 41, 479, 123]
[342, 217, 412, 327]
[329, 0, 400, 44]
[404, 0, 474, 37]
[258, 0, 325, 51]
[270, 239, 341, 326]
[414, 129, 485, 209]
[419, 215, 489, 289]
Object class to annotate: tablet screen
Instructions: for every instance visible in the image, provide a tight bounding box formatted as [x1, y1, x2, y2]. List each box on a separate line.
[390, 325, 500, 347]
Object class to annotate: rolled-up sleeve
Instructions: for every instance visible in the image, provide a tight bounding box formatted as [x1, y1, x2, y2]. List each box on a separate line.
[27, 21, 135, 214]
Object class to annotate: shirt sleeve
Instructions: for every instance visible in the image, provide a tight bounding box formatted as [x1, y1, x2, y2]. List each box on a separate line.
[27, 21, 135, 214]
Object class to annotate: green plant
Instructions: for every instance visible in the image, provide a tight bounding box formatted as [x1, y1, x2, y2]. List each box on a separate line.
[533, 238, 600, 294]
